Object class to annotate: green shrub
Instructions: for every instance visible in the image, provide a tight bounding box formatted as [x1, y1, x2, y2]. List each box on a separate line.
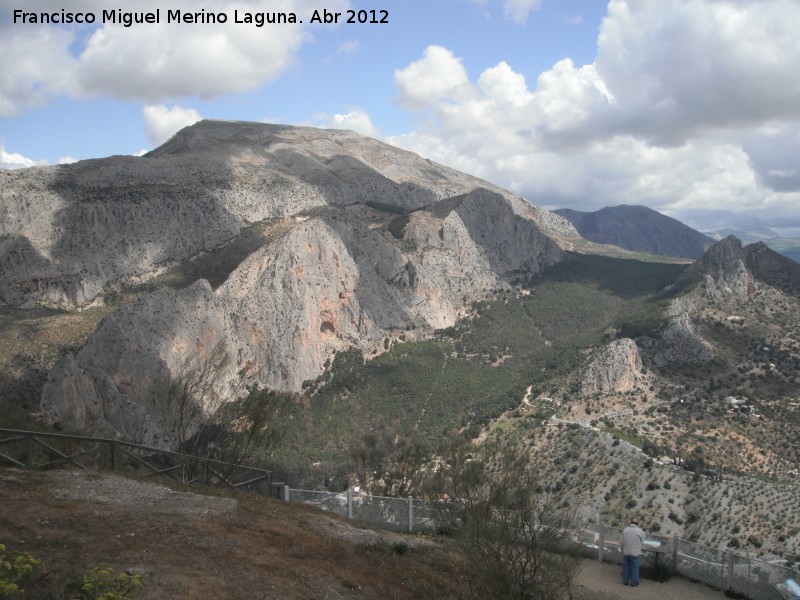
[0, 546, 143, 600]
[65, 564, 144, 600]
[0, 544, 45, 598]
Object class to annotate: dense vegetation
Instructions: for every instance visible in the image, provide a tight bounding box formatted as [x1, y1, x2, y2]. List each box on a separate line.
[4, 243, 799, 562]
[270, 254, 685, 487]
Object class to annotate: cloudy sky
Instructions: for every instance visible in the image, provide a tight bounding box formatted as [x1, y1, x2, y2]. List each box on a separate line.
[1, 0, 799, 235]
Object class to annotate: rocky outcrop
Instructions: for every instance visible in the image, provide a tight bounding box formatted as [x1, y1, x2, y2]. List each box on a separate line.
[651, 238, 758, 368]
[38, 177, 562, 440]
[652, 296, 715, 367]
[744, 241, 800, 298]
[1, 120, 570, 309]
[405, 190, 562, 328]
[678, 236, 757, 300]
[41, 280, 241, 447]
[580, 339, 642, 396]
[217, 208, 421, 391]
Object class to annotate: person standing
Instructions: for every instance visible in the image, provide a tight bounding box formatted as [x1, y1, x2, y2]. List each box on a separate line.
[621, 517, 646, 586]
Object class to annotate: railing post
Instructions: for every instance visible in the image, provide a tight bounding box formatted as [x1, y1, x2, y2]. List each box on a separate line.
[408, 496, 414, 533]
[283, 485, 290, 502]
[347, 489, 354, 520]
[724, 551, 734, 591]
[598, 523, 605, 562]
[672, 535, 679, 570]
[747, 556, 752, 598]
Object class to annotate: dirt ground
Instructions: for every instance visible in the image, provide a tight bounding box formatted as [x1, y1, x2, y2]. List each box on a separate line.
[1, 468, 732, 599]
[573, 558, 730, 600]
[1, 469, 456, 599]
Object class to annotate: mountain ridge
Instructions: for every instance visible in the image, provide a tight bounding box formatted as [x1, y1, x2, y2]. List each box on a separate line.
[12, 121, 563, 444]
[2, 121, 798, 564]
[554, 204, 714, 259]
[0, 119, 578, 310]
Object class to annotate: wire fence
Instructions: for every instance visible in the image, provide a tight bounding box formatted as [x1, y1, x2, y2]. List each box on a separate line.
[282, 488, 438, 533]
[575, 523, 800, 600]
[2, 427, 797, 600]
[278, 487, 800, 600]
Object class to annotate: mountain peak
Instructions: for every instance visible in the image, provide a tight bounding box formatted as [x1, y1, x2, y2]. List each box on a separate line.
[146, 120, 320, 157]
[553, 204, 713, 259]
[680, 235, 755, 299]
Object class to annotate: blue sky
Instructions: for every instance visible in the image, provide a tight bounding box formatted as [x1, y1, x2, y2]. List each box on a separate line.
[2, 0, 799, 236]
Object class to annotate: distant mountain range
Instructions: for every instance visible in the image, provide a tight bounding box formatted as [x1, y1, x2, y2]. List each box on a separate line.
[3, 120, 800, 562]
[704, 227, 800, 263]
[554, 205, 714, 259]
[555, 204, 799, 262]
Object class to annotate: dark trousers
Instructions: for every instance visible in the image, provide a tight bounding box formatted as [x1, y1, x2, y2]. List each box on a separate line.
[623, 554, 640, 585]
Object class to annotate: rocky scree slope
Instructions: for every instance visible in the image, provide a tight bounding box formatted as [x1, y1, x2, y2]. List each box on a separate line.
[20, 121, 566, 443]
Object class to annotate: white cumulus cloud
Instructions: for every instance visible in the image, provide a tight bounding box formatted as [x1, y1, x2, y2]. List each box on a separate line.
[143, 105, 202, 147]
[389, 0, 800, 232]
[0, 146, 39, 169]
[594, 0, 800, 144]
[0, 0, 349, 114]
[394, 45, 475, 109]
[477, 62, 533, 109]
[0, 26, 78, 117]
[325, 110, 380, 138]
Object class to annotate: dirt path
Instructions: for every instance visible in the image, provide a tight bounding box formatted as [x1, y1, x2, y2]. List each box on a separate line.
[574, 558, 729, 600]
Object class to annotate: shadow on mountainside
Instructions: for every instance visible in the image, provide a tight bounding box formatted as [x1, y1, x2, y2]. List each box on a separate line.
[536, 252, 689, 300]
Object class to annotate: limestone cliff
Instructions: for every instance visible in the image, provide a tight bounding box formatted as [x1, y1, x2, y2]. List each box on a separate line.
[1, 120, 575, 309]
[31, 122, 565, 441]
[580, 339, 642, 396]
[678, 236, 757, 300]
[40, 280, 241, 447]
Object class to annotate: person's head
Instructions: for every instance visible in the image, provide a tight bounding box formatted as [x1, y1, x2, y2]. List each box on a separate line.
[631, 516, 639, 525]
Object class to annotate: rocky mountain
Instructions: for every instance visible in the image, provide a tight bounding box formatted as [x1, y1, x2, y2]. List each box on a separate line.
[2, 121, 799, 564]
[678, 235, 800, 299]
[498, 236, 800, 558]
[554, 205, 714, 259]
[705, 227, 800, 263]
[1, 120, 578, 311]
[579, 338, 642, 397]
[1, 120, 566, 443]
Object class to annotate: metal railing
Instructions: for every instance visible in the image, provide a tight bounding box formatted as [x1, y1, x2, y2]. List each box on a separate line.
[0, 428, 272, 492]
[277, 490, 800, 599]
[583, 523, 800, 600]
[282, 487, 437, 533]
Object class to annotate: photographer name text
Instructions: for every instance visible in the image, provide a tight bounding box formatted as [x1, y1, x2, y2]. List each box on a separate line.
[12, 8, 389, 27]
